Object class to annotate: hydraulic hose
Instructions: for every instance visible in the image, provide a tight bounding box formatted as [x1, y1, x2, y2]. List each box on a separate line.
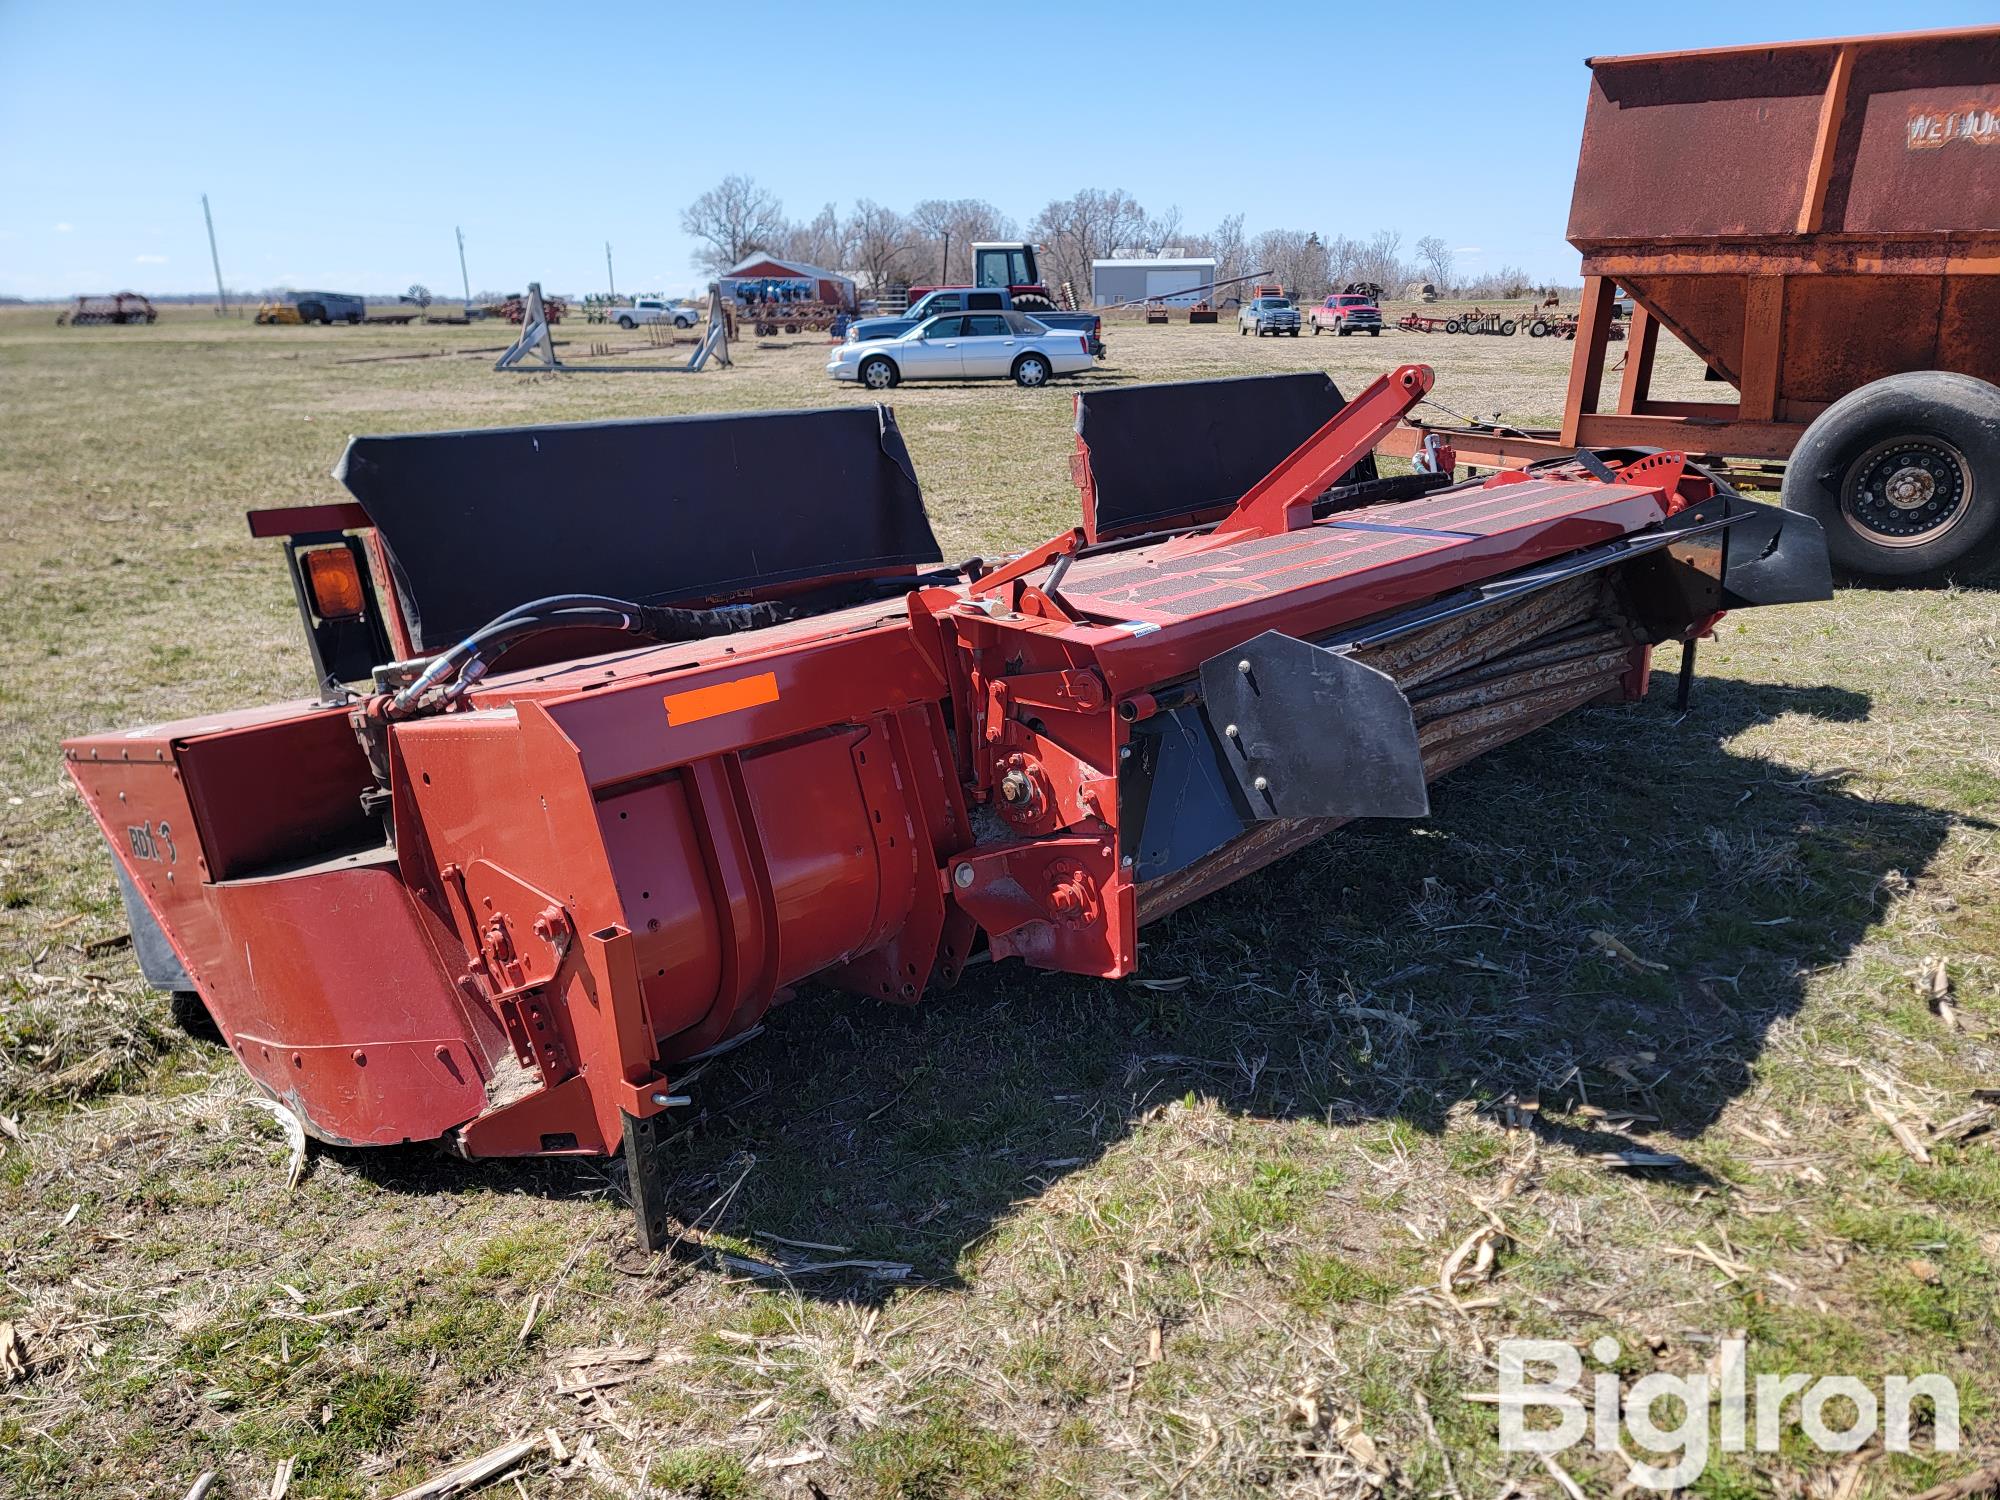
[386, 570, 967, 718]
[389, 597, 790, 716]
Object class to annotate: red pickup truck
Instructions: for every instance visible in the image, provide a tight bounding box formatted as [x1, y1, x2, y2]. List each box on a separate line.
[1309, 294, 1383, 336]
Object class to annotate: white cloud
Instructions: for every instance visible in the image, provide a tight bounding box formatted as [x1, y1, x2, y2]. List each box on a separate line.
[53, 222, 73, 233]
[1452, 245, 1482, 255]
[134, 254, 168, 265]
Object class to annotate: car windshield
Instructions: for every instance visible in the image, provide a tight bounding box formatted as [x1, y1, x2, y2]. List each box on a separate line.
[1258, 298, 1292, 309]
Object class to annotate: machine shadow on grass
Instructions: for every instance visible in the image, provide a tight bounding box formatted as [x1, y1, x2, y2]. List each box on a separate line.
[344, 671, 1965, 1303]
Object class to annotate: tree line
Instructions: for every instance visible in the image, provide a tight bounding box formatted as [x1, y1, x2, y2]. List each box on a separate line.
[680, 175, 1551, 302]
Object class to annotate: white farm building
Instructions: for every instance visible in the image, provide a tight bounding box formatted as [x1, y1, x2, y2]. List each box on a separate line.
[1090, 256, 1217, 308]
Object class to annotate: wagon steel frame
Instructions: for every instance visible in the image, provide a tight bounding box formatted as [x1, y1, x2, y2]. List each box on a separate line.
[1384, 24, 2000, 472]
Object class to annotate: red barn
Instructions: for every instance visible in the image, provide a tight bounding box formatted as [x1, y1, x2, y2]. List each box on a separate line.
[719, 253, 856, 311]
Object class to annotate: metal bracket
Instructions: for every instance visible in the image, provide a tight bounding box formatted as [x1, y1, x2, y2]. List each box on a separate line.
[621, 1109, 672, 1253]
[1198, 631, 1430, 821]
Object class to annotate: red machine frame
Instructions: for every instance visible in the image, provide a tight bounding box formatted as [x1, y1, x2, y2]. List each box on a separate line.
[64, 365, 1828, 1247]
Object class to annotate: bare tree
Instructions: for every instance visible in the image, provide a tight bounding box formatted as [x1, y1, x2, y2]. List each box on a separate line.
[1139, 204, 1185, 256]
[777, 202, 855, 273]
[1206, 213, 1246, 294]
[850, 200, 917, 294]
[1028, 187, 1149, 303]
[1251, 229, 1332, 300]
[1461, 263, 1535, 299]
[1350, 229, 1406, 295]
[681, 175, 787, 275]
[1415, 236, 1453, 292]
[908, 198, 1018, 285]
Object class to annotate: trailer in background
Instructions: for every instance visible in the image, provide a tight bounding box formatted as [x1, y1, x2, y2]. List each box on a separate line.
[1387, 24, 2000, 579]
[57, 292, 157, 326]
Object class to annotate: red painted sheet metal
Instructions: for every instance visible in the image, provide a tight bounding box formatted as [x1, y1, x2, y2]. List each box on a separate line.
[61, 375, 1750, 1173]
[63, 729, 497, 1148]
[1059, 482, 1665, 692]
[1569, 27, 2000, 245]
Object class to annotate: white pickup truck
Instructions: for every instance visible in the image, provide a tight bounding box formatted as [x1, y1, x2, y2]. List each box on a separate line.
[609, 297, 700, 330]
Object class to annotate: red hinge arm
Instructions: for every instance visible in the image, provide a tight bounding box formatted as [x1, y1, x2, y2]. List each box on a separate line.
[1212, 364, 1435, 540]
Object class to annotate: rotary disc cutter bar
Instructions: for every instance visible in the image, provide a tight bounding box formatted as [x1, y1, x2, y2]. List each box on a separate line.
[64, 365, 1831, 1248]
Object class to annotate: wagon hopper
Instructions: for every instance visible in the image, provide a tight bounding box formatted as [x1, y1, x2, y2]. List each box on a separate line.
[1386, 24, 2000, 580]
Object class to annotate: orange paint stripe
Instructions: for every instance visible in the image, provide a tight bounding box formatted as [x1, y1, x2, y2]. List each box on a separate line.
[662, 671, 779, 726]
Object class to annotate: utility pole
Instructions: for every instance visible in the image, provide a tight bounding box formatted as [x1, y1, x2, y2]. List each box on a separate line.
[605, 241, 616, 298]
[456, 226, 472, 310]
[201, 194, 228, 317]
[940, 230, 950, 285]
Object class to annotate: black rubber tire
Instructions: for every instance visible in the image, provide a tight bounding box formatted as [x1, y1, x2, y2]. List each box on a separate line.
[1239, 324, 1247, 336]
[1369, 327, 1379, 336]
[859, 355, 898, 390]
[1013, 353, 1051, 387]
[1529, 320, 1548, 338]
[1781, 370, 2000, 583]
[1444, 318, 1461, 334]
[1311, 321, 1321, 335]
[1499, 319, 1516, 336]
[1338, 325, 1350, 336]
[674, 315, 694, 328]
[617, 315, 635, 329]
[1288, 327, 1300, 336]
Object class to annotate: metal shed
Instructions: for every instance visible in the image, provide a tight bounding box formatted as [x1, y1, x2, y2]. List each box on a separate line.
[1091, 257, 1217, 307]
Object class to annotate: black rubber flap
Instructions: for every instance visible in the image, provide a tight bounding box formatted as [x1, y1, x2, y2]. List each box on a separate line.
[1719, 498, 1832, 609]
[1199, 631, 1429, 822]
[1074, 372, 1377, 542]
[334, 406, 942, 651]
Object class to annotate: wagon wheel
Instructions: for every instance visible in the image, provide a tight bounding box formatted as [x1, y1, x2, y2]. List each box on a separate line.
[1444, 318, 1461, 334]
[1499, 319, 1517, 336]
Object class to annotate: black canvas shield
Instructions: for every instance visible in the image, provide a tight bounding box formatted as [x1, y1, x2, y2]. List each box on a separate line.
[1199, 631, 1429, 822]
[1074, 372, 1377, 542]
[334, 405, 942, 652]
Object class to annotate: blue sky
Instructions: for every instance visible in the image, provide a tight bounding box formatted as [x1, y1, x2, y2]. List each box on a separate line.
[0, 0, 1989, 300]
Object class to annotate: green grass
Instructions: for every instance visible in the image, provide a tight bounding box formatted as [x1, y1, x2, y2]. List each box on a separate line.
[2, 306, 1997, 1498]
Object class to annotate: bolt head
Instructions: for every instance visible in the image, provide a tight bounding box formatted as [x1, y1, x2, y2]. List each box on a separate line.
[1237, 659, 1252, 674]
[953, 863, 976, 889]
[1253, 775, 1269, 792]
[1225, 723, 1239, 737]
[1118, 745, 1131, 760]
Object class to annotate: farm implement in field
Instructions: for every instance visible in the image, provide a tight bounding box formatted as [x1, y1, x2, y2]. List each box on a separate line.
[64, 367, 1830, 1248]
[1395, 310, 1537, 336]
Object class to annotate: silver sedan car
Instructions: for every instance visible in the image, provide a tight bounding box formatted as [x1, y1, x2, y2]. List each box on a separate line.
[826, 311, 1094, 390]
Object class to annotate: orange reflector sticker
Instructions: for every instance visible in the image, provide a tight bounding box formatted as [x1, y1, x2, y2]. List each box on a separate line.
[663, 672, 779, 726]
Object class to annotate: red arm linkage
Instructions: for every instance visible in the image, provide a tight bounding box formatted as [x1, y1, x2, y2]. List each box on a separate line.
[1207, 363, 1435, 541]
